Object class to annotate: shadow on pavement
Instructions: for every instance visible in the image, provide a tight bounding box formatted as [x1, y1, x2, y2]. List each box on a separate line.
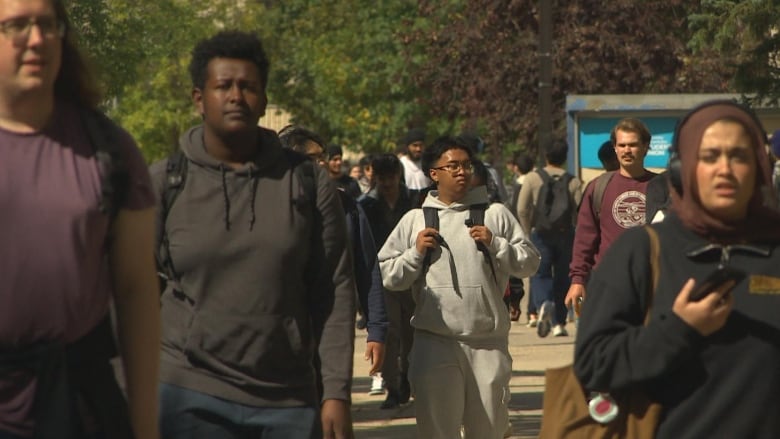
[509, 390, 544, 411]
[511, 369, 546, 378]
[355, 422, 417, 439]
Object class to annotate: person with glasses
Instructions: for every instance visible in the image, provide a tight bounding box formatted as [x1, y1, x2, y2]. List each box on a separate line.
[378, 136, 540, 438]
[0, 1, 160, 438]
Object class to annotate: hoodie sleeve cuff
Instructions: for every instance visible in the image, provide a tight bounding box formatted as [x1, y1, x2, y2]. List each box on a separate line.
[655, 310, 706, 349]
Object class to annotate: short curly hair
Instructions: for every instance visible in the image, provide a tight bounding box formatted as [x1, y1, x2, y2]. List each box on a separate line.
[188, 30, 270, 90]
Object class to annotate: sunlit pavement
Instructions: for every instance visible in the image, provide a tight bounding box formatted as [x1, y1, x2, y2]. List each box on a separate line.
[351, 294, 576, 439]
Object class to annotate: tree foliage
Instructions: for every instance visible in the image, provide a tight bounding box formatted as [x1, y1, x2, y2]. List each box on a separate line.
[689, 0, 780, 105]
[406, 0, 733, 162]
[66, 0, 744, 165]
[67, 0, 265, 162]
[261, 0, 430, 153]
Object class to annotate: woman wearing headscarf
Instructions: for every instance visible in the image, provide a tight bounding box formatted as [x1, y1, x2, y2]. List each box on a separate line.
[573, 100, 780, 438]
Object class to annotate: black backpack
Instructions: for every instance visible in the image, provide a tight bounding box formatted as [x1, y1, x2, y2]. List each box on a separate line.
[422, 204, 497, 285]
[533, 168, 574, 232]
[156, 148, 317, 288]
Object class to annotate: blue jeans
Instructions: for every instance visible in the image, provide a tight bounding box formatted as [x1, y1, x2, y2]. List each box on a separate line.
[530, 229, 574, 326]
[159, 383, 320, 439]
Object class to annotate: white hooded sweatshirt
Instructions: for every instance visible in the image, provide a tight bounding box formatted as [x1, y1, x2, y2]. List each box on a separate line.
[378, 186, 540, 341]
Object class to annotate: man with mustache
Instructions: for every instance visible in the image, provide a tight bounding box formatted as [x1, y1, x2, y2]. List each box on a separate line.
[564, 118, 656, 310]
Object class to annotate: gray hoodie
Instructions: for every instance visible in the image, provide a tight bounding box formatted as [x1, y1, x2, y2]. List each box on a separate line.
[378, 186, 540, 341]
[151, 125, 355, 407]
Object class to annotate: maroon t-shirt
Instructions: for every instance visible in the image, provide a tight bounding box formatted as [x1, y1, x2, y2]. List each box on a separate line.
[569, 171, 656, 285]
[0, 101, 154, 435]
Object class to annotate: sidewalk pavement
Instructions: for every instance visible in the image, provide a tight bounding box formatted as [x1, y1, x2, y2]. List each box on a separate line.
[350, 303, 576, 439]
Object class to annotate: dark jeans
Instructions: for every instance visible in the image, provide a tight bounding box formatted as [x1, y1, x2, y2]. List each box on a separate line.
[530, 229, 574, 326]
[159, 383, 319, 439]
[381, 288, 415, 392]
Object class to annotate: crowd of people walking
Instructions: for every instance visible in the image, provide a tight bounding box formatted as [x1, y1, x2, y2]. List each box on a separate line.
[2, 1, 779, 438]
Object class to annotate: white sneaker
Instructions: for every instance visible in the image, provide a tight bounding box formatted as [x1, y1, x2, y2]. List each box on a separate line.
[552, 324, 568, 337]
[368, 374, 385, 395]
[526, 315, 538, 328]
[537, 301, 554, 338]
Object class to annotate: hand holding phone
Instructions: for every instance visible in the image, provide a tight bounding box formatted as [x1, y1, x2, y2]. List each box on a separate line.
[689, 266, 747, 302]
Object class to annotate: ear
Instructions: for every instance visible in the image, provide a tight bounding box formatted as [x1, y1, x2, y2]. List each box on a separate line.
[192, 87, 204, 118]
[429, 169, 439, 182]
[258, 91, 268, 119]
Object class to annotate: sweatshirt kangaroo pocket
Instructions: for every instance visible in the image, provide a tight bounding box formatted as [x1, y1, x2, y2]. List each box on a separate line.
[160, 292, 194, 352]
[414, 285, 496, 336]
[184, 312, 310, 384]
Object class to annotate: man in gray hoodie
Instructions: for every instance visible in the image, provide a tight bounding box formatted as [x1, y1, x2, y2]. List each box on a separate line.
[378, 136, 540, 439]
[151, 31, 355, 439]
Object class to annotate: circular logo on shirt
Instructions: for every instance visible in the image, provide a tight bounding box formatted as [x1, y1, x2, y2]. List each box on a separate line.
[611, 190, 646, 228]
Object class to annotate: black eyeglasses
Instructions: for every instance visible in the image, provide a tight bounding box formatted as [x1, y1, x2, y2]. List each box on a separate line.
[0, 16, 65, 46]
[432, 161, 474, 174]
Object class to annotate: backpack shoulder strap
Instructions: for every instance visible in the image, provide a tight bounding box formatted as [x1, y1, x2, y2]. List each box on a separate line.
[536, 167, 551, 182]
[162, 151, 188, 217]
[468, 203, 498, 285]
[83, 109, 128, 220]
[592, 171, 616, 222]
[423, 206, 439, 230]
[468, 203, 487, 226]
[421, 206, 439, 273]
[158, 150, 188, 288]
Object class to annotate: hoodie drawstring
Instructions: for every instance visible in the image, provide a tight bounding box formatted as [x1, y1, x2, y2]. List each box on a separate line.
[220, 165, 231, 230]
[249, 176, 259, 231]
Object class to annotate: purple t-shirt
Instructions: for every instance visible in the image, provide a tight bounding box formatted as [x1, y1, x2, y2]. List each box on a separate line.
[0, 101, 154, 435]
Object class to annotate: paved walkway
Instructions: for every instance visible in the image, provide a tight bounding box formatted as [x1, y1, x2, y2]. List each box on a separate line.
[350, 301, 576, 439]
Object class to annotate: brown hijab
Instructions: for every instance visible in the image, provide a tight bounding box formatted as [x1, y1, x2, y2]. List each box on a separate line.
[669, 101, 780, 244]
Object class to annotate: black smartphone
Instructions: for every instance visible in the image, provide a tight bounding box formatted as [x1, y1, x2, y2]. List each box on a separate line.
[689, 266, 747, 302]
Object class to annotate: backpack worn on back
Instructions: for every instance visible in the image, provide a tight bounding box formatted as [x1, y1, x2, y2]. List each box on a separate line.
[422, 204, 497, 285]
[533, 168, 575, 232]
[156, 148, 317, 287]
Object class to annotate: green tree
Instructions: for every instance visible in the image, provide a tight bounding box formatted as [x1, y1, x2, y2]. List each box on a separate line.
[406, 0, 733, 163]
[261, 0, 431, 153]
[68, 0, 266, 162]
[689, 0, 780, 104]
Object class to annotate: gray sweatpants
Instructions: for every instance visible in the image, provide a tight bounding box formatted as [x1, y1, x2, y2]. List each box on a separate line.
[408, 330, 511, 439]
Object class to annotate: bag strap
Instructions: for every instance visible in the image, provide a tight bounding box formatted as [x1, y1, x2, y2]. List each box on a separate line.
[643, 225, 661, 325]
[592, 171, 616, 223]
[157, 151, 188, 290]
[421, 206, 439, 273]
[469, 203, 498, 286]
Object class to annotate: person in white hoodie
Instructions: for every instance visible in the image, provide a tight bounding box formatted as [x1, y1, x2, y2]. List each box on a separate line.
[378, 136, 541, 439]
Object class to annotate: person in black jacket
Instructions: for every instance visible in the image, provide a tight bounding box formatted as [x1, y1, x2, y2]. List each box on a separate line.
[358, 153, 416, 409]
[279, 125, 388, 374]
[574, 100, 780, 438]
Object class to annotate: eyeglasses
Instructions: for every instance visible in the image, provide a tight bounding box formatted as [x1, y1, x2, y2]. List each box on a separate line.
[0, 16, 66, 46]
[432, 161, 474, 174]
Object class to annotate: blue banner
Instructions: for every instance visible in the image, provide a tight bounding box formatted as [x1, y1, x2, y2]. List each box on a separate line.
[579, 117, 679, 169]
